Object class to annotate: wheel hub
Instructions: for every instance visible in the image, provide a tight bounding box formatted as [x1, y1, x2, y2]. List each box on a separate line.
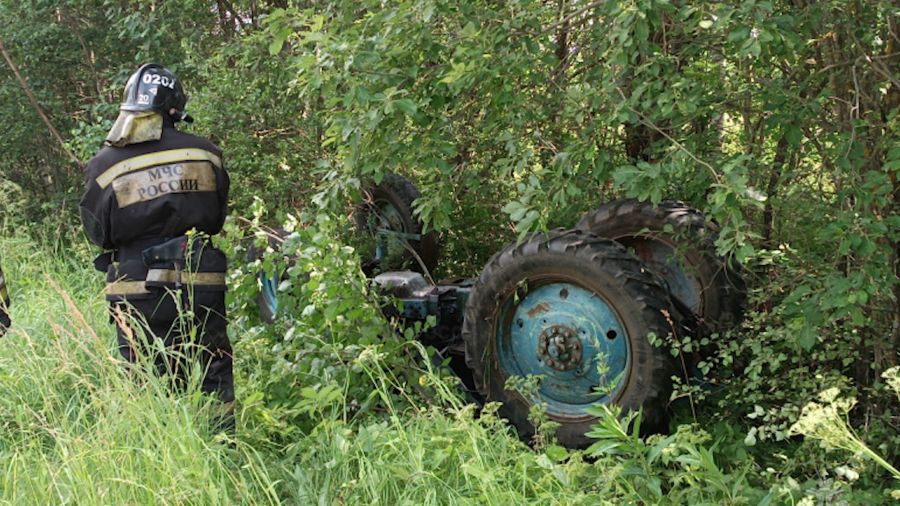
[537, 325, 582, 371]
[375, 199, 406, 232]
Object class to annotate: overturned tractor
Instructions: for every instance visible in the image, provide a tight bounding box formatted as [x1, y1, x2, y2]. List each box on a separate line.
[256, 174, 745, 449]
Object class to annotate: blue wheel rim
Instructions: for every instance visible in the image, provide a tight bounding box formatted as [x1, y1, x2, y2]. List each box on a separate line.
[259, 270, 280, 316]
[496, 280, 630, 418]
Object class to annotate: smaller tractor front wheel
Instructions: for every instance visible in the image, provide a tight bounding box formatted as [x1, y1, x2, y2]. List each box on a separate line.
[254, 174, 438, 323]
[355, 173, 439, 276]
[462, 229, 675, 448]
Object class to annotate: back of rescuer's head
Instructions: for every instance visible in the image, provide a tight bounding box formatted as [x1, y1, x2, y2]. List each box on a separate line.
[105, 64, 193, 147]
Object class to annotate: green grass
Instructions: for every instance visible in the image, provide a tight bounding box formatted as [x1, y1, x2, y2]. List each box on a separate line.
[0, 234, 893, 505]
[0, 235, 609, 505]
[0, 235, 279, 504]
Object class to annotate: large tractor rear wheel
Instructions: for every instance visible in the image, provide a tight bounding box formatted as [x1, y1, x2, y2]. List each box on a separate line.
[462, 229, 675, 448]
[577, 199, 746, 333]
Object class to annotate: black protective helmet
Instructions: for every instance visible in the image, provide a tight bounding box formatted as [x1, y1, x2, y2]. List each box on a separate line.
[120, 63, 191, 122]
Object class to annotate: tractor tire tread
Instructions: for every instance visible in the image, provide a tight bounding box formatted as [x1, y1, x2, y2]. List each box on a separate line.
[462, 228, 674, 448]
[576, 199, 746, 333]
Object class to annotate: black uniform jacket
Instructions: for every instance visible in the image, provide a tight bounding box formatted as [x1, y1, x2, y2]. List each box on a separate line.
[79, 125, 230, 300]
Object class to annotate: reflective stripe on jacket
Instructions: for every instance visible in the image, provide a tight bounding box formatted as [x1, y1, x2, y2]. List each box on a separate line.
[79, 125, 229, 251]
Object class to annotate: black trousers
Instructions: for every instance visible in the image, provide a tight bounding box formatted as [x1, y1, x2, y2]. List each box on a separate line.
[113, 289, 234, 405]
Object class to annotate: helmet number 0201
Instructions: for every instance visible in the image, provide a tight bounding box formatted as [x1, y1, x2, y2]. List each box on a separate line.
[142, 73, 176, 90]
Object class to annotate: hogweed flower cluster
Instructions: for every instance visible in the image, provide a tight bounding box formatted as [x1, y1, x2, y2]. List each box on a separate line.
[790, 373, 900, 487]
[883, 366, 900, 396]
[789, 387, 857, 453]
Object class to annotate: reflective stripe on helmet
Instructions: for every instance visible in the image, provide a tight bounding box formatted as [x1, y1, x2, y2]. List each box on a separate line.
[96, 148, 221, 188]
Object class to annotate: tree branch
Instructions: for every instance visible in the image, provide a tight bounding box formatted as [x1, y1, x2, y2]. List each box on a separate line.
[538, 0, 606, 37]
[0, 35, 82, 170]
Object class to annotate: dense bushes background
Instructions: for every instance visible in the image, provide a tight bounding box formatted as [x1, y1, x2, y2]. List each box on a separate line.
[0, 0, 897, 503]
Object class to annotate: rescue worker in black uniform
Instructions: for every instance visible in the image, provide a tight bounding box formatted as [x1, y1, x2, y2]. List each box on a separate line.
[79, 64, 233, 427]
[0, 258, 10, 335]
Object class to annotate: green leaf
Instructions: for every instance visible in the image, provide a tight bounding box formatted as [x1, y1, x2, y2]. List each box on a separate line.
[394, 99, 417, 116]
[545, 445, 569, 462]
[460, 21, 478, 38]
[797, 325, 817, 351]
[634, 19, 649, 42]
[268, 38, 285, 56]
[785, 124, 802, 146]
[647, 434, 676, 465]
[728, 26, 750, 43]
[269, 27, 292, 56]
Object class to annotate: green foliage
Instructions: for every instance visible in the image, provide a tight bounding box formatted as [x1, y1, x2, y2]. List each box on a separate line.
[223, 201, 415, 445]
[586, 405, 774, 505]
[0, 0, 898, 502]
